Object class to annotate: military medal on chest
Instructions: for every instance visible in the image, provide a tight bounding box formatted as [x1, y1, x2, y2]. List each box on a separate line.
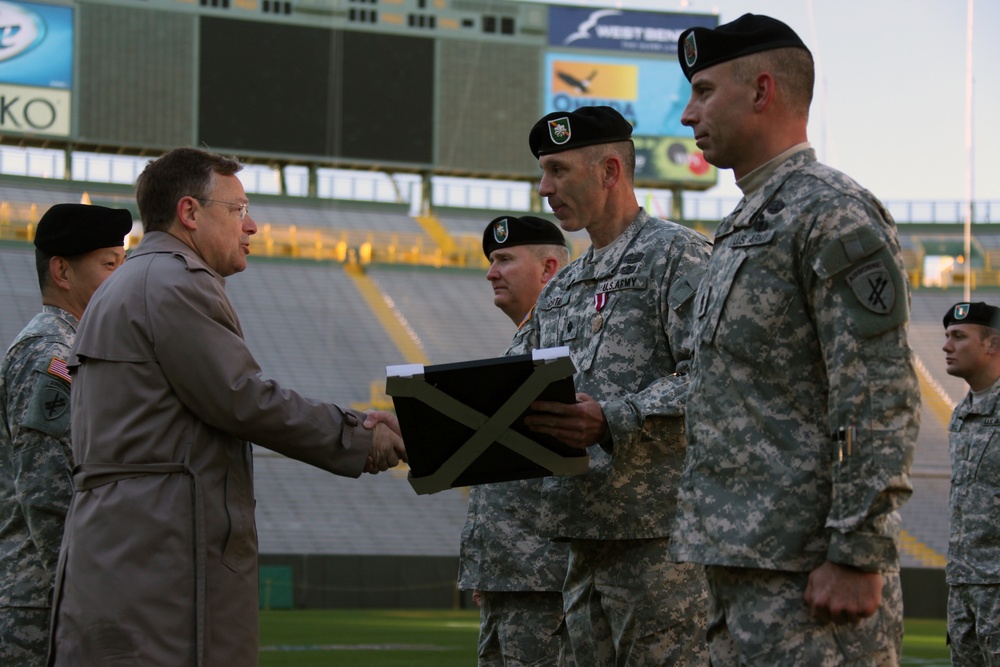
[593, 291, 608, 333]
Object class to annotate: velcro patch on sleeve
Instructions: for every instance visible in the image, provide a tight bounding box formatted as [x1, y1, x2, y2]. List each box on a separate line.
[47, 356, 72, 384]
[23, 372, 72, 438]
[814, 226, 887, 280]
[834, 247, 908, 339]
[813, 228, 908, 339]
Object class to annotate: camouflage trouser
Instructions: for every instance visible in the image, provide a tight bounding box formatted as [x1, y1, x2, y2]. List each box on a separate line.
[562, 537, 708, 667]
[948, 583, 1000, 666]
[478, 590, 569, 667]
[704, 566, 903, 667]
[0, 605, 51, 666]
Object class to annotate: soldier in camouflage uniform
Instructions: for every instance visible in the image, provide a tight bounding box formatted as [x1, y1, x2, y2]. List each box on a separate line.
[459, 214, 572, 667]
[519, 106, 711, 666]
[670, 14, 920, 666]
[941, 301, 1000, 666]
[0, 204, 131, 664]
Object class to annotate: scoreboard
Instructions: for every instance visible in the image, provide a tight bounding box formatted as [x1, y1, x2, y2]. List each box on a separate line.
[0, 0, 717, 188]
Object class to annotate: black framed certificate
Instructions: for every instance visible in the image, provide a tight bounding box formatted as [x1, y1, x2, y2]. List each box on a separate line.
[386, 347, 589, 495]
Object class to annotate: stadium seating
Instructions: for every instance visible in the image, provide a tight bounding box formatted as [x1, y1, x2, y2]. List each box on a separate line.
[6, 178, 1000, 602]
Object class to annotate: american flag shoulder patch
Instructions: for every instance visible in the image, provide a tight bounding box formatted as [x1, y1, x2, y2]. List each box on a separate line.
[47, 356, 72, 384]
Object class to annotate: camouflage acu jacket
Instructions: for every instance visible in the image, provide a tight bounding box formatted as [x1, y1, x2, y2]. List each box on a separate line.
[671, 149, 919, 573]
[521, 209, 710, 540]
[458, 323, 569, 592]
[947, 379, 1000, 585]
[0, 306, 76, 608]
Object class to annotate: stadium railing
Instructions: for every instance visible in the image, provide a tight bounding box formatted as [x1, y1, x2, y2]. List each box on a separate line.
[2, 192, 998, 285]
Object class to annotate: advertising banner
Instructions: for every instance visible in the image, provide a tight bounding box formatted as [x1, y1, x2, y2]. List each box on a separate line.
[548, 6, 717, 55]
[0, 83, 71, 136]
[545, 52, 691, 138]
[633, 135, 715, 188]
[0, 1, 73, 89]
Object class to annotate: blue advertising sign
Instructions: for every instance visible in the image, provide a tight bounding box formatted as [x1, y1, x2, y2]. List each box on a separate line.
[545, 52, 691, 137]
[0, 1, 73, 89]
[548, 6, 717, 55]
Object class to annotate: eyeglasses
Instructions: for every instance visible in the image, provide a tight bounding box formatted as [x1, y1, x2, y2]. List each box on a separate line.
[197, 198, 249, 220]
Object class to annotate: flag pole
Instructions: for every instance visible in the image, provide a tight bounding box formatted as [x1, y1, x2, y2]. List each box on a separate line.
[963, 0, 974, 301]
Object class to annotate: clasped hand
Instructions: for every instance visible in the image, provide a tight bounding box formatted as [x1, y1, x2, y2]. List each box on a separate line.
[804, 560, 883, 624]
[362, 411, 407, 474]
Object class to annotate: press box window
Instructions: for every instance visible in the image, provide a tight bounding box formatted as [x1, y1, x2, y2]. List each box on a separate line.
[482, 15, 515, 35]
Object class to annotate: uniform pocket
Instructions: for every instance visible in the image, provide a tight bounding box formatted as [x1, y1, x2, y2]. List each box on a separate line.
[971, 431, 1000, 481]
[696, 252, 746, 346]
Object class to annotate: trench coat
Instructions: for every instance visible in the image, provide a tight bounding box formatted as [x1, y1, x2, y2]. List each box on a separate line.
[48, 232, 372, 666]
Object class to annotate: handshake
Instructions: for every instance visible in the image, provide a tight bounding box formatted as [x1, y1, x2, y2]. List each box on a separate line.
[362, 411, 408, 474]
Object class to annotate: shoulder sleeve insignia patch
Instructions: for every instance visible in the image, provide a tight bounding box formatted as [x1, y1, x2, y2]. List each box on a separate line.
[846, 260, 895, 314]
[39, 382, 70, 421]
[23, 372, 71, 435]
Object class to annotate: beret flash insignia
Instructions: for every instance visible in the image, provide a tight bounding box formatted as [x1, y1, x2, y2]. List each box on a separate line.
[684, 32, 698, 68]
[548, 117, 571, 145]
[493, 218, 509, 244]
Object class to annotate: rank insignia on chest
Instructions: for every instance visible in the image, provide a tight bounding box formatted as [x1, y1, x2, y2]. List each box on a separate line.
[846, 260, 895, 314]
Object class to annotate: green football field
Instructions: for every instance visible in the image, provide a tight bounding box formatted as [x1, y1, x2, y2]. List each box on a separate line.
[259, 610, 951, 666]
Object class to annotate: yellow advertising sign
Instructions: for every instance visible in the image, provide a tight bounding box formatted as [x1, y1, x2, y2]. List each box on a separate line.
[550, 60, 638, 99]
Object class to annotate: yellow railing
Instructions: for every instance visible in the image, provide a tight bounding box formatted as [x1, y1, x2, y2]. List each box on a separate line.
[0, 202, 41, 242]
[3, 200, 996, 284]
[249, 221, 490, 269]
[899, 530, 947, 568]
[0, 208, 492, 269]
[414, 214, 458, 255]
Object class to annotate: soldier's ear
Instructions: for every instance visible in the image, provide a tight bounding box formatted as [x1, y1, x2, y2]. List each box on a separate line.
[601, 153, 623, 189]
[753, 72, 776, 113]
[49, 256, 72, 291]
[541, 257, 560, 283]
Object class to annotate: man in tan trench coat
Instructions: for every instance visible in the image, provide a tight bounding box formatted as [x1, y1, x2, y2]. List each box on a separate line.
[47, 147, 405, 666]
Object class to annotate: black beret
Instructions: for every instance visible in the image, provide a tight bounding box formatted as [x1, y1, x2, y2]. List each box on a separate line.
[483, 215, 566, 259]
[944, 302, 1000, 329]
[679, 13, 810, 81]
[34, 203, 132, 256]
[529, 106, 633, 159]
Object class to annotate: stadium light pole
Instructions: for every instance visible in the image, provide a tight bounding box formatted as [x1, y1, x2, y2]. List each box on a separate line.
[963, 0, 974, 301]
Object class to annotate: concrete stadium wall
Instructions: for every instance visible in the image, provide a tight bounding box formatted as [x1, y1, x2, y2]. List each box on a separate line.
[259, 554, 468, 610]
[259, 555, 947, 620]
[901, 567, 948, 620]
